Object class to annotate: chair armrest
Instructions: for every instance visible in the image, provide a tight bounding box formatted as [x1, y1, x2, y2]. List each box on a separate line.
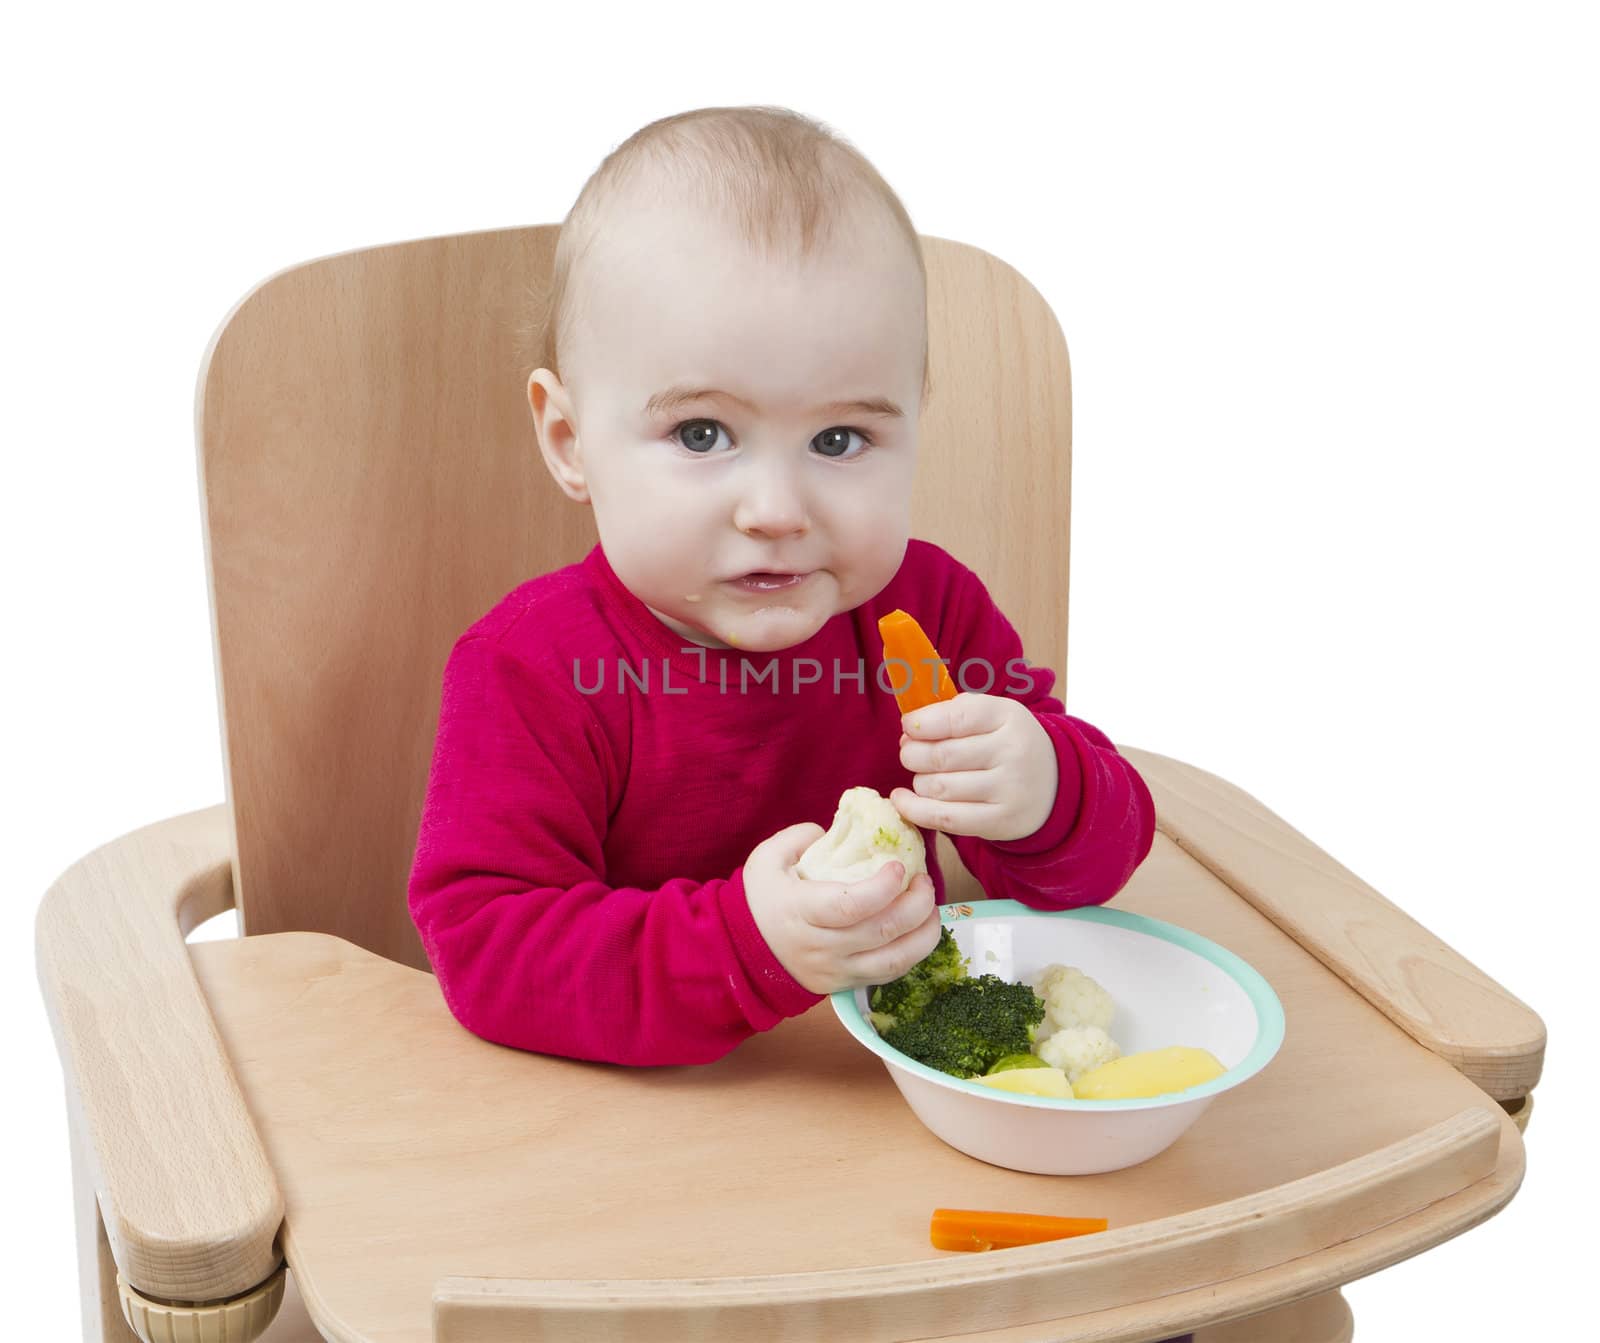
[35, 804, 285, 1301]
[1119, 746, 1545, 1100]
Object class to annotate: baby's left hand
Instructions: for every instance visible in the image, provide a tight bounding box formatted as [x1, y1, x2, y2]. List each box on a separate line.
[890, 692, 1058, 843]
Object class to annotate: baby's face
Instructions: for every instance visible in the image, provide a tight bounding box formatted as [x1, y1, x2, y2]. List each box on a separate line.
[530, 199, 926, 653]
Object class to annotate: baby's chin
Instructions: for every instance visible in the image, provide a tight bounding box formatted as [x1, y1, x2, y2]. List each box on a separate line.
[693, 619, 821, 653]
[657, 600, 831, 653]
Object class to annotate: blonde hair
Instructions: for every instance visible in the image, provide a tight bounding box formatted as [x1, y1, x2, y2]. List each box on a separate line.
[520, 104, 931, 404]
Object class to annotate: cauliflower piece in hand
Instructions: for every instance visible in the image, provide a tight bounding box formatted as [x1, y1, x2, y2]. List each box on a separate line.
[1037, 1025, 1123, 1085]
[797, 786, 927, 895]
[1034, 964, 1116, 1037]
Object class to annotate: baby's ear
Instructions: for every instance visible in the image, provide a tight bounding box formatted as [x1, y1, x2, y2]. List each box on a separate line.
[526, 367, 569, 427]
[527, 369, 588, 503]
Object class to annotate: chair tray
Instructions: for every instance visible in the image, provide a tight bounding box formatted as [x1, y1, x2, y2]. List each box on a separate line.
[189, 833, 1522, 1342]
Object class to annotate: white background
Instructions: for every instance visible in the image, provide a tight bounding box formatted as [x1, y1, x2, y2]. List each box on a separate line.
[6, 2, 1593, 1337]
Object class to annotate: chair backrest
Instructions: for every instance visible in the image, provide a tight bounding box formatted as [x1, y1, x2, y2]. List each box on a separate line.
[197, 226, 1074, 968]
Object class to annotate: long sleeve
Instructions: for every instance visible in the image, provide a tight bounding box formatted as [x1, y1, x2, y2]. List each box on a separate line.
[936, 567, 1156, 910]
[406, 635, 821, 1066]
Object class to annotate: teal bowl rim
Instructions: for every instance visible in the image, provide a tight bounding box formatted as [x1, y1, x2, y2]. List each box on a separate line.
[829, 900, 1287, 1111]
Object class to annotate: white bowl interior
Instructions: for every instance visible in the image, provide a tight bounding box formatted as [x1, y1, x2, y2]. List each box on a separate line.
[956, 914, 1261, 1067]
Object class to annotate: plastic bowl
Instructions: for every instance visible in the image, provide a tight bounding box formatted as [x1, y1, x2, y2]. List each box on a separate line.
[831, 900, 1286, 1174]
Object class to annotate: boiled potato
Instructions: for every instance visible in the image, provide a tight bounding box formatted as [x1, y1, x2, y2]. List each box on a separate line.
[974, 1066, 1073, 1098]
[1072, 1046, 1226, 1100]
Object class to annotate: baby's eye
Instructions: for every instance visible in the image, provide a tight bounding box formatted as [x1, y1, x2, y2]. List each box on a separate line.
[669, 419, 873, 459]
[813, 426, 870, 459]
[674, 419, 729, 454]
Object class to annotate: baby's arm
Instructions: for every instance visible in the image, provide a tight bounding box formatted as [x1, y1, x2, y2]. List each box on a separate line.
[406, 635, 817, 1066]
[931, 569, 1156, 909]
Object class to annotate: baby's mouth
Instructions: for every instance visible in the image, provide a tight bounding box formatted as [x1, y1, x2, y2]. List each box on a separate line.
[728, 571, 811, 593]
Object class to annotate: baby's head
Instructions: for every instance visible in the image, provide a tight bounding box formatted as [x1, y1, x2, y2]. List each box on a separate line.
[526, 105, 931, 653]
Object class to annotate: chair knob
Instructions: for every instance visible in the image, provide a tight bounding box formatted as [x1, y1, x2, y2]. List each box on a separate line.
[116, 1262, 285, 1343]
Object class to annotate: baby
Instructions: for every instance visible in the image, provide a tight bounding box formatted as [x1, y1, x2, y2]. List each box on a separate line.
[406, 105, 1156, 1067]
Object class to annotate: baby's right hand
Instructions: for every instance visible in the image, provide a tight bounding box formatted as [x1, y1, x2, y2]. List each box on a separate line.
[742, 822, 941, 996]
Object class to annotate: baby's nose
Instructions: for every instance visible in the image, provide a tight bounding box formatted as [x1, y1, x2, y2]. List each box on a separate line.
[734, 474, 810, 538]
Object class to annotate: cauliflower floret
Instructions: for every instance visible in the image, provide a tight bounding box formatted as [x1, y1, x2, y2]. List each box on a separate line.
[796, 786, 927, 894]
[1034, 964, 1116, 1036]
[1037, 1025, 1123, 1084]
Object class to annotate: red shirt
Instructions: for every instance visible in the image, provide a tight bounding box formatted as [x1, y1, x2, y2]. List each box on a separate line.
[407, 539, 1155, 1065]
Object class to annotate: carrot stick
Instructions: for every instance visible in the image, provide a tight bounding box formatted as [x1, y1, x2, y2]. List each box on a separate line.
[929, 1208, 1109, 1252]
[878, 609, 959, 715]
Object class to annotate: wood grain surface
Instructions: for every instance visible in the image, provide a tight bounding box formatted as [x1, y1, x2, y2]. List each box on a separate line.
[186, 831, 1522, 1342]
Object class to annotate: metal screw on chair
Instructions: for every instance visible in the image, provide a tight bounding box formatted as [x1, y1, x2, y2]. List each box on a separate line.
[116, 1262, 285, 1343]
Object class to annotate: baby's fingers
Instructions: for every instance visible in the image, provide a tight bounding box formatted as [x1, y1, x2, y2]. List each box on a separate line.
[806, 860, 908, 929]
[844, 901, 943, 986]
[843, 873, 936, 956]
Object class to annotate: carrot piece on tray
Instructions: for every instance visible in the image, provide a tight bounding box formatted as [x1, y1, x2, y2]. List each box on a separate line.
[929, 1208, 1109, 1252]
[878, 609, 959, 715]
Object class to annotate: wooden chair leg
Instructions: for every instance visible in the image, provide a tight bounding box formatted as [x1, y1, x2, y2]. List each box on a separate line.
[1193, 1289, 1353, 1342]
[66, 1093, 143, 1343]
[257, 1267, 329, 1342]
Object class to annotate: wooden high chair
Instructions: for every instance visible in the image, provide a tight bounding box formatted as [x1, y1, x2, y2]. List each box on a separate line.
[36, 226, 1543, 1343]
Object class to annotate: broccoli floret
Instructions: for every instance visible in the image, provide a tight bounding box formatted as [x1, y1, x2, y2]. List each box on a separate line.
[881, 974, 1047, 1078]
[867, 925, 969, 1032]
